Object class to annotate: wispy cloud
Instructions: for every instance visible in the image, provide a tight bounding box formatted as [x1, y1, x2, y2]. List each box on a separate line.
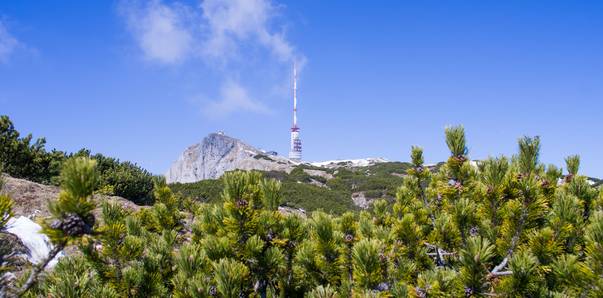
[120, 0, 195, 64]
[120, 0, 303, 117]
[0, 21, 19, 63]
[201, 80, 271, 118]
[201, 0, 294, 63]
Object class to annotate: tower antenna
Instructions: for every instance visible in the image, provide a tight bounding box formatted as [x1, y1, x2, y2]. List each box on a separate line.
[289, 62, 302, 161]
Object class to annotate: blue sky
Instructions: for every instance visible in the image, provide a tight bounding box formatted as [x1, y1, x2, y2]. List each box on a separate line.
[1, 0, 602, 176]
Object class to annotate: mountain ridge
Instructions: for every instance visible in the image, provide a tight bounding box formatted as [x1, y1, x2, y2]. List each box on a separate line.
[165, 132, 388, 184]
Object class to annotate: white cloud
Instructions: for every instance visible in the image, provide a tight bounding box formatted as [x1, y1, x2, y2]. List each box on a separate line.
[201, 0, 295, 62]
[120, 0, 304, 117]
[0, 21, 19, 63]
[202, 80, 271, 118]
[120, 0, 194, 64]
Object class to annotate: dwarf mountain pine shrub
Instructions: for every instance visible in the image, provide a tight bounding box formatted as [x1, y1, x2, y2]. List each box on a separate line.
[5, 126, 603, 297]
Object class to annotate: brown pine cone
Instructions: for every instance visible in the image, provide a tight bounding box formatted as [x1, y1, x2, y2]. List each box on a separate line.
[455, 155, 467, 163]
[209, 286, 217, 296]
[344, 234, 354, 243]
[61, 213, 92, 236]
[236, 199, 248, 208]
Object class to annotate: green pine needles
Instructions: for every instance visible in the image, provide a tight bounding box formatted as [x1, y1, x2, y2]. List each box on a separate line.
[445, 125, 468, 158]
[3, 127, 603, 297]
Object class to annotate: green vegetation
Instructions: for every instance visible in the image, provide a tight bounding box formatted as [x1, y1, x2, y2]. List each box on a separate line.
[0, 115, 65, 185]
[0, 116, 154, 204]
[170, 179, 225, 204]
[0, 182, 17, 291]
[2, 126, 603, 297]
[169, 162, 418, 214]
[73, 149, 154, 205]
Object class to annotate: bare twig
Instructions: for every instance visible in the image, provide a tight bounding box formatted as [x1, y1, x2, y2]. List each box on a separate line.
[490, 257, 508, 275]
[488, 270, 512, 278]
[489, 193, 530, 276]
[424, 242, 454, 265]
[8, 241, 65, 298]
[424, 242, 453, 255]
[427, 252, 456, 257]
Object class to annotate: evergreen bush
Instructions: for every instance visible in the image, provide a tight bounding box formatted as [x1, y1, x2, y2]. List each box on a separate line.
[4, 126, 603, 297]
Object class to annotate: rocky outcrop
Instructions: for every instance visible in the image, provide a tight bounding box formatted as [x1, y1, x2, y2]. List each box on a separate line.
[277, 206, 307, 218]
[302, 169, 334, 180]
[165, 133, 297, 183]
[352, 192, 372, 209]
[0, 232, 29, 267]
[0, 174, 143, 282]
[0, 174, 141, 219]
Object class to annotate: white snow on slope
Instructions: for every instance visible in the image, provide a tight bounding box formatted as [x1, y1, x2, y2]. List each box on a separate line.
[6, 216, 63, 267]
[310, 158, 388, 168]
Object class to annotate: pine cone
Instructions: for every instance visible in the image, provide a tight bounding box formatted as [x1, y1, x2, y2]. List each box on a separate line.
[486, 185, 494, 194]
[416, 287, 427, 298]
[266, 230, 275, 241]
[287, 240, 297, 249]
[455, 155, 467, 163]
[375, 282, 389, 291]
[208, 286, 217, 296]
[465, 287, 474, 297]
[236, 199, 248, 208]
[344, 233, 354, 243]
[60, 213, 92, 236]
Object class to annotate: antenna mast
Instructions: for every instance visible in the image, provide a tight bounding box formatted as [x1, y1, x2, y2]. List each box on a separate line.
[289, 62, 302, 161]
[293, 62, 297, 127]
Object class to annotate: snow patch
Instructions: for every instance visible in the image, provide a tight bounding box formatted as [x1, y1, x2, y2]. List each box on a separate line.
[6, 216, 63, 267]
[311, 158, 388, 168]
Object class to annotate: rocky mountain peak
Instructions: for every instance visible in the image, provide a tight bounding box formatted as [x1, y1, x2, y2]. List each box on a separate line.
[165, 133, 296, 183]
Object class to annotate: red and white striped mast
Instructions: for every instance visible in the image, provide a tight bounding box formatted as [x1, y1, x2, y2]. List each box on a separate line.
[289, 62, 302, 161]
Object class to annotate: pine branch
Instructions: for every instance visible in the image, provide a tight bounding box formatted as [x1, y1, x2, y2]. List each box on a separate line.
[415, 175, 445, 266]
[489, 195, 529, 277]
[426, 252, 456, 257]
[8, 240, 65, 298]
[424, 242, 452, 265]
[489, 271, 512, 277]
[490, 257, 508, 275]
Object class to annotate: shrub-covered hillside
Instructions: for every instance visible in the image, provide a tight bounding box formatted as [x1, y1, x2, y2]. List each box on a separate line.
[0, 115, 155, 204]
[169, 162, 430, 214]
[2, 125, 602, 297]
